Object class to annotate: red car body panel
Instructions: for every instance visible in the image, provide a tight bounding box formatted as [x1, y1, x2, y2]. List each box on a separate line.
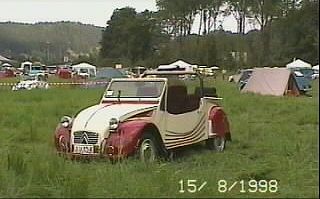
[57, 68, 72, 79]
[104, 120, 152, 159]
[54, 124, 71, 152]
[54, 119, 153, 159]
[0, 69, 15, 78]
[209, 106, 231, 139]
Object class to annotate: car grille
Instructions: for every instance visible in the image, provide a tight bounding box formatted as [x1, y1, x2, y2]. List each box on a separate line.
[73, 131, 99, 144]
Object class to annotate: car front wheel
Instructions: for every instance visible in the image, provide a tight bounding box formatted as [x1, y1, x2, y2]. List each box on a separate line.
[138, 134, 158, 163]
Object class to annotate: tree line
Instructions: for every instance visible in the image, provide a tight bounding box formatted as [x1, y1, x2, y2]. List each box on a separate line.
[0, 1, 318, 69]
[100, 0, 319, 70]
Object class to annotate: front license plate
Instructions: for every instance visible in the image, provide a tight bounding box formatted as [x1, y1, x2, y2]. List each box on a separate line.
[74, 144, 94, 154]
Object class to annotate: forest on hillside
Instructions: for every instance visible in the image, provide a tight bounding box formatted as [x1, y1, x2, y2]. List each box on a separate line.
[99, 0, 318, 70]
[0, 21, 102, 64]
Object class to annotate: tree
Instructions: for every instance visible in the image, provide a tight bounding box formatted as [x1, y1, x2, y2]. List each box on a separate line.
[249, 0, 284, 65]
[100, 7, 161, 66]
[156, 0, 198, 37]
[270, 0, 319, 65]
[226, 0, 253, 34]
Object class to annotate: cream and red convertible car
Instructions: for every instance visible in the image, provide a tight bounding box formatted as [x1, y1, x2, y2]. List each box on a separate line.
[54, 70, 231, 162]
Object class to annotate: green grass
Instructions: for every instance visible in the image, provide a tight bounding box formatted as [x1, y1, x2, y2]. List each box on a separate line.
[0, 79, 318, 198]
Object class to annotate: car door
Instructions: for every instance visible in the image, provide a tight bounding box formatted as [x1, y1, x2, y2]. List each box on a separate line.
[163, 84, 206, 149]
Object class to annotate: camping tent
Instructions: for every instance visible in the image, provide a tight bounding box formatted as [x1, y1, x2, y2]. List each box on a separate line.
[158, 60, 194, 72]
[286, 59, 312, 69]
[157, 64, 177, 70]
[170, 60, 191, 68]
[210, 66, 220, 70]
[1, 63, 12, 67]
[241, 68, 300, 96]
[72, 62, 97, 77]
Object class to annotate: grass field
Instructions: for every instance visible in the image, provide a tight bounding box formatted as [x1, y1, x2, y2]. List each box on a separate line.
[0, 78, 318, 198]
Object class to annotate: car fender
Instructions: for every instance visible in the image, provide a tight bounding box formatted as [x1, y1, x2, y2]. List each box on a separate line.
[209, 106, 231, 140]
[104, 120, 160, 157]
[54, 124, 71, 152]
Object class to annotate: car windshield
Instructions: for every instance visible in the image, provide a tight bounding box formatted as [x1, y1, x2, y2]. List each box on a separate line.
[105, 80, 165, 98]
[31, 66, 41, 70]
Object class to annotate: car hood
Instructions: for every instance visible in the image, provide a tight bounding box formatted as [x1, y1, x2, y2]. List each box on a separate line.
[71, 103, 157, 136]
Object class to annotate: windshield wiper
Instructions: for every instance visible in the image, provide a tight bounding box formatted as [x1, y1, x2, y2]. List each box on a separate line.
[117, 90, 121, 102]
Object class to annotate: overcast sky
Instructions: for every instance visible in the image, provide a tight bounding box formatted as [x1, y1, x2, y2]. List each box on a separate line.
[0, 0, 257, 32]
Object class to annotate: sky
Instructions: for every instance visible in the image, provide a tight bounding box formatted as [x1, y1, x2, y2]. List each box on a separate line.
[0, 0, 257, 33]
[0, 0, 157, 27]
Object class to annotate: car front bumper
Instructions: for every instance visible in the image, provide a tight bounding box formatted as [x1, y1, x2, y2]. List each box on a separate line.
[57, 151, 127, 161]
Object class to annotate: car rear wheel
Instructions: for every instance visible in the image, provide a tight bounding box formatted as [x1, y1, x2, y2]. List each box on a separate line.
[138, 134, 158, 163]
[206, 136, 226, 152]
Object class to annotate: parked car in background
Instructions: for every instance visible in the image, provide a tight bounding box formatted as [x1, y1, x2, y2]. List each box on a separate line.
[238, 69, 253, 90]
[54, 70, 231, 162]
[311, 70, 319, 80]
[12, 74, 49, 91]
[290, 68, 314, 81]
[57, 66, 73, 79]
[46, 65, 57, 74]
[292, 71, 312, 94]
[232, 69, 254, 90]
[0, 67, 15, 78]
[28, 65, 48, 78]
[228, 69, 253, 83]
[120, 69, 135, 78]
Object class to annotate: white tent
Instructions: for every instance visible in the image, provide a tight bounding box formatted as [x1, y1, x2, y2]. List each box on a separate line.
[170, 60, 194, 72]
[2, 63, 12, 67]
[72, 62, 96, 69]
[158, 59, 194, 72]
[158, 64, 175, 70]
[312, 65, 319, 71]
[286, 59, 312, 69]
[170, 60, 192, 68]
[72, 62, 97, 77]
[210, 66, 220, 70]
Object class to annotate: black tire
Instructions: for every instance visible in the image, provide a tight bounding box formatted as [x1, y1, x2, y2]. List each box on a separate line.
[206, 136, 226, 152]
[138, 133, 159, 163]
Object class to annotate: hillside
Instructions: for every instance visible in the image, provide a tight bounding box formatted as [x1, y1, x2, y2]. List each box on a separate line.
[0, 21, 103, 64]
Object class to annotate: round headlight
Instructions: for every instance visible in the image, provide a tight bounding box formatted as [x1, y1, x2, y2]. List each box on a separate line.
[60, 116, 72, 128]
[109, 118, 119, 130]
[61, 121, 69, 128]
